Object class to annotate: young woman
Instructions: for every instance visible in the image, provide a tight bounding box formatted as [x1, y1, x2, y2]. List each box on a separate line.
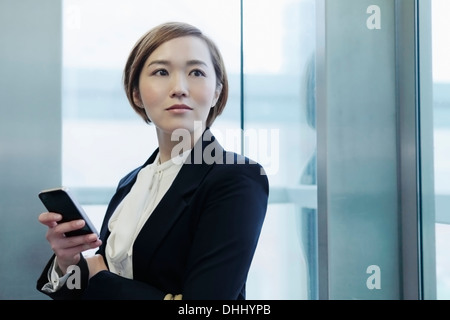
[37, 21, 269, 300]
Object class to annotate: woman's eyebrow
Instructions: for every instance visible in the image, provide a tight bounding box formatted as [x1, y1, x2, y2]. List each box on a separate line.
[147, 59, 208, 68]
[147, 59, 170, 68]
[186, 59, 208, 67]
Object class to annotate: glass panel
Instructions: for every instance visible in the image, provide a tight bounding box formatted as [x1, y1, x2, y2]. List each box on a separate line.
[431, 0, 450, 300]
[243, 0, 316, 299]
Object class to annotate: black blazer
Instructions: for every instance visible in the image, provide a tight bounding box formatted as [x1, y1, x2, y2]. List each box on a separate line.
[37, 129, 269, 300]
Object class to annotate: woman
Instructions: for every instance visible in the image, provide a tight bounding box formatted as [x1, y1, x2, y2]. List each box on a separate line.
[37, 21, 268, 300]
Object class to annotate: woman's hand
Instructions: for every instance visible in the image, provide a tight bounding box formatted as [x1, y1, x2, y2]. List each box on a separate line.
[38, 212, 102, 274]
[86, 254, 108, 279]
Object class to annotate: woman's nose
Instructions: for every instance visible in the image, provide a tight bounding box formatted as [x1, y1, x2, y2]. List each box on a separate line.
[170, 74, 188, 98]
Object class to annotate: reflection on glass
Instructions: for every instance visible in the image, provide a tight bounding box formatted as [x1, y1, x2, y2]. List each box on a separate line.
[243, 0, 316, 299]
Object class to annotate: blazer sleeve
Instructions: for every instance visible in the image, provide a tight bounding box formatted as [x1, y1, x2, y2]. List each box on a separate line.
[181, 161, 269, 300]
[36, 254, 167, 300]
[81, 270, 167, 299]
[36, 253, 90, 300]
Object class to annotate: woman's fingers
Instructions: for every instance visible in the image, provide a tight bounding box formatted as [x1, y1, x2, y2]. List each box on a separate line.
[53, 219, 86, 236]
[54, 237, 102, 259]
[51, 231, 101, 252]
[44, 219, 101, 255]
[38, 211, 62, 228]
[39, 212, 87, 236]
[50, 232, 102, 269]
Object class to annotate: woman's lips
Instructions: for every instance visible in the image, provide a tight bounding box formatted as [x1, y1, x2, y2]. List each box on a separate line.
[166, 104, 193, 113]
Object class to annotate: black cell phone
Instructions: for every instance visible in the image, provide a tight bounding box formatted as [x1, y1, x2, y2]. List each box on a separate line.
[38, 187, 99, 237]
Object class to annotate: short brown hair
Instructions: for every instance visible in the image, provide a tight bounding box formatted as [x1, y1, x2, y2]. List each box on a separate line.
[123, 21, 228, 128]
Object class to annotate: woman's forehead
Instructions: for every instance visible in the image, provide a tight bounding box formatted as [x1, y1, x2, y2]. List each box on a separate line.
[148, 36, 211, 62]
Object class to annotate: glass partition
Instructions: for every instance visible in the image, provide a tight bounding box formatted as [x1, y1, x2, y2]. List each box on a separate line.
[243, 0, 317, 299]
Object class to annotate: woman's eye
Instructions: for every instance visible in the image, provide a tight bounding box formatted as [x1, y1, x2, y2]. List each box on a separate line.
[190, 69, 205, 77]
[153, 69, 168, 76]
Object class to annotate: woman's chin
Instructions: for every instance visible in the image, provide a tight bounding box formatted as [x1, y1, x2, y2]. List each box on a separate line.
[154, 120, 206, 137]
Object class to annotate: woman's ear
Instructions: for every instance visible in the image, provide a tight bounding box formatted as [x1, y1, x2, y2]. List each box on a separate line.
[133, 90, 143, 108]
[212, 84, 223, 108]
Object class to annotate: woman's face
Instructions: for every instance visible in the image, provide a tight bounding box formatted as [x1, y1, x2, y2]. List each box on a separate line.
[135, 36, 221, 136]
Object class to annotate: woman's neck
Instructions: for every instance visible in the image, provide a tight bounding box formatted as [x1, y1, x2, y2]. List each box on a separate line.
[156, 129, 200, 163]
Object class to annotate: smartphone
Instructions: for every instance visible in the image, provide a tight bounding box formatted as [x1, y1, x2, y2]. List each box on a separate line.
[38, 187, 99, 237]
